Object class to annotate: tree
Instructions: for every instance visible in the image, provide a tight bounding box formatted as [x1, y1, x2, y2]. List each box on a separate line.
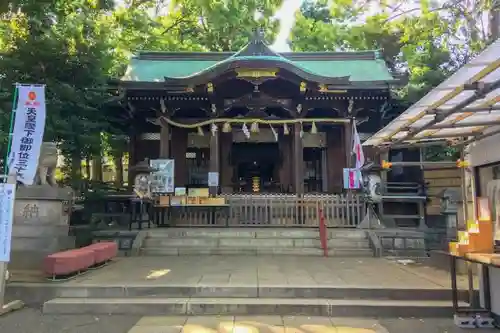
[168, 0, 283, 51]
[290, 0, 498, 160]
[0, 0, 118, 184]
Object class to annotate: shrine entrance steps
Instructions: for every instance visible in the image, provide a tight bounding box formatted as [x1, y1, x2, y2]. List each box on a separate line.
[139, 228, 373, 257]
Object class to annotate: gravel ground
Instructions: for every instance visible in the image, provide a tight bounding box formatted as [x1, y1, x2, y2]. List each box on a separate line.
[0, 309, 498, 333]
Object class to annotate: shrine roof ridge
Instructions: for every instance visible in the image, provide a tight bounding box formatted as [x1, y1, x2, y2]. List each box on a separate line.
[135, 50, 381, 61]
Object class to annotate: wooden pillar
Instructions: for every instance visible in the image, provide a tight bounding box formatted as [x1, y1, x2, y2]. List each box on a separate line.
[171, 127, 188, 187]
[159, 122, 170, 158]
[326, 127, 344, 193]
[127, 133, 136, 189]
[209, 130, 220, 195]
[279, 134, 292, 192]
[292, 124, 304, 194]
[220, 132, 233, 193]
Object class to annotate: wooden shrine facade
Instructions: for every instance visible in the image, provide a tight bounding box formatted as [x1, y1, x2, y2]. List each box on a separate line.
[115, 31, 402, 194]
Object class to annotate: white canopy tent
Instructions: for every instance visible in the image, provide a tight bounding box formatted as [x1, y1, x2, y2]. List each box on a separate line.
[364, 39, 500, 150]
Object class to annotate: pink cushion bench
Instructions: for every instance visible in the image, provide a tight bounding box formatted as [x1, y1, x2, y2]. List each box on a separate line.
[43, 248, 95, 276]
[86, 242, 118, 264]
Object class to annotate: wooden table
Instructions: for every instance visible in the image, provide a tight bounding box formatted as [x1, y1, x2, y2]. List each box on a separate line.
[438, 251, 500, 316]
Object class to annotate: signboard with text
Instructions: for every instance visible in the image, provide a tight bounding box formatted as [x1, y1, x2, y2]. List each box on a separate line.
[208, 172, 219, 187]
[0, 183, 16, 263]
[150, 159, 175, 193]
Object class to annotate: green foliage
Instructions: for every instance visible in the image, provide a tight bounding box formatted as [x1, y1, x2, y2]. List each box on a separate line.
[290, 0, 498, 160]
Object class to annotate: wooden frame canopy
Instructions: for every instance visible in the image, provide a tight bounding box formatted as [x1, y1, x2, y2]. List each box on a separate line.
[363, 39, 500, 149]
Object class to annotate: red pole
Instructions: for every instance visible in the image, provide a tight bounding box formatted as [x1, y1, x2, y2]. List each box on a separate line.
[318, 207, 328, 257]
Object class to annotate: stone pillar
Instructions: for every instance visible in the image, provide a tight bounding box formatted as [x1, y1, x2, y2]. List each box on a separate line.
[209, 131, 220, 195]
[326, 127, 345, 193]
[159, 123, 170, 158]
[279, 134, 292, 192]
[11, 186, 74, 270]
[292, 124, 304, 194]
[171, 127, 188, 187]
[220, 132, 233, 193]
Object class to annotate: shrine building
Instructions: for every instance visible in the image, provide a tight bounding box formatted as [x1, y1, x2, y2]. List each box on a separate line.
[116, 32, 402, 194]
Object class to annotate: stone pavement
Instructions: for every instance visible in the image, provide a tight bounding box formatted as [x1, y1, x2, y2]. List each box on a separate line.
[0, 310, 498, 333]
[33, 255, 471, 289]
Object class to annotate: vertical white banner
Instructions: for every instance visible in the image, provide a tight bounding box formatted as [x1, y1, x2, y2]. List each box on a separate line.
[0, 183, 15, 263]
[9, 85, 46, 185]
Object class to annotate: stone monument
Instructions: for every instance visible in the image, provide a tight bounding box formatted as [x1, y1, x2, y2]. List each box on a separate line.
[9, 142, 75, 270]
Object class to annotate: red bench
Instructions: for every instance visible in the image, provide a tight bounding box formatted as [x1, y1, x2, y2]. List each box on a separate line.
[86, 242, 118, 265]
[43, 241, 118, 278]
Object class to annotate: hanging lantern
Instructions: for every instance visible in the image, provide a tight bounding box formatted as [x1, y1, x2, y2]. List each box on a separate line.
[222, 122, 232, 133]
[197, 126, 204, 136]
[283, 124, 290, 135]
[310, 121, 317, 134]
[211, 123, 218, 136]
[250, 122, 259, 133]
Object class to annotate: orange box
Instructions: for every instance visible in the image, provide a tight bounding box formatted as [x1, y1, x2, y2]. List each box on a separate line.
[466, 220, 494, 253]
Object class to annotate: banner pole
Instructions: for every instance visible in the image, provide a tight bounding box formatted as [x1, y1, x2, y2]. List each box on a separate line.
[0, 174, 24, 316]
[4, 86, 19, 177]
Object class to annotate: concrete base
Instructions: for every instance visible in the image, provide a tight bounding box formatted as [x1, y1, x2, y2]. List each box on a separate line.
[373, 229, 427, 258]
[0, 300, 24, 316]
[10, 186, 74, 270]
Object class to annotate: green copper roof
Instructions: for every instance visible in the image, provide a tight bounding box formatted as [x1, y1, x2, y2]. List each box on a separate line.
[122, 32, 395, 84]
[122, 54, 394, 83]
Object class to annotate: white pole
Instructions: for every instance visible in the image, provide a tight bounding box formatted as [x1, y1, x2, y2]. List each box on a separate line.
[0, 173, 24, 316]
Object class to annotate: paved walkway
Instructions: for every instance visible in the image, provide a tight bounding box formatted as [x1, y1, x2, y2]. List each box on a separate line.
[0, 311, 496, 333]
[27, 255, 469, 289]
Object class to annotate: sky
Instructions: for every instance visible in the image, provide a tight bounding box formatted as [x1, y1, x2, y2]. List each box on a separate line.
[271, 0, 304, 52]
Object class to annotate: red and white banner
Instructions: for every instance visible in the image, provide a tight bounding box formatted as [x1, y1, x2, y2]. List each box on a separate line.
[9, 85, 46, 185]
[352, 122, 365, 169]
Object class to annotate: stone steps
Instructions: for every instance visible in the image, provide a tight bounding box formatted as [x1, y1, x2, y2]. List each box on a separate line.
[146, 228, 367, 239]
[45, 285, 462, 301]
[141, 228, 372, 257]
[143, 237, 370, 249]
[42, 297, 461, 317]
[141, 247, 373, 256]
